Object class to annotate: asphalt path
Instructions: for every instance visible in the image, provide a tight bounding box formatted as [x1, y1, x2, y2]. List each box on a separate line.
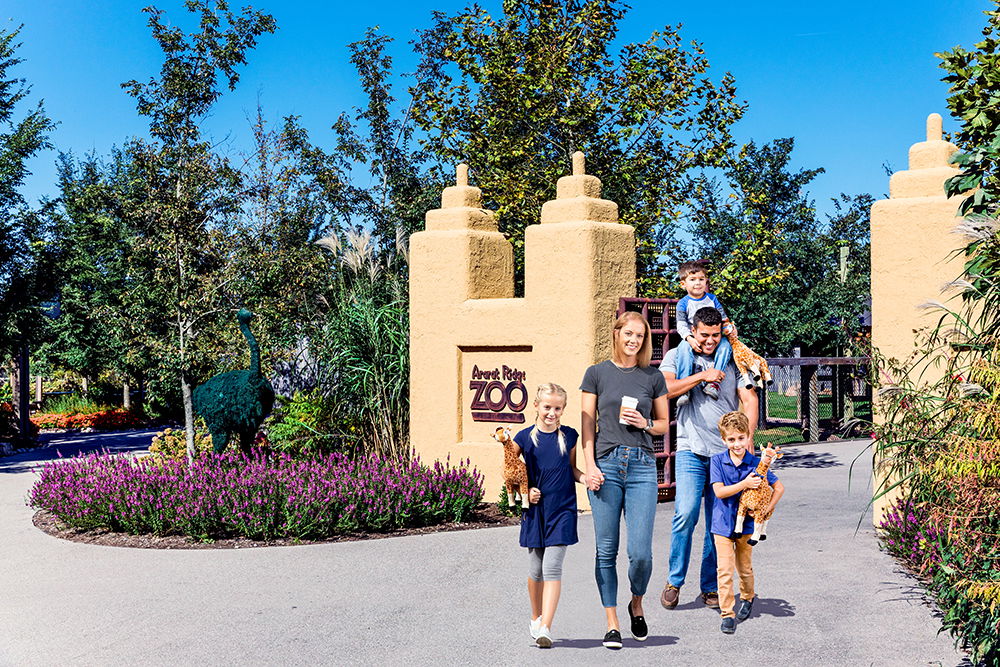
[0, 432, 971, 666]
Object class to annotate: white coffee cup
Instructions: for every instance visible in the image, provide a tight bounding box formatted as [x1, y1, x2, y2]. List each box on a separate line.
[619, 396, 638, 424]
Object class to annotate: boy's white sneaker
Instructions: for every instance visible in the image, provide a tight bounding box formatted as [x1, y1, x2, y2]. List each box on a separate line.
[535, 625, 553, 648]
[530, 616, 542, 639]
[676, 393, 690, 407]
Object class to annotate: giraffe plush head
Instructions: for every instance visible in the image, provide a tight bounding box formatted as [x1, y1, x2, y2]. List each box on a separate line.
[492, 426, 512, 444]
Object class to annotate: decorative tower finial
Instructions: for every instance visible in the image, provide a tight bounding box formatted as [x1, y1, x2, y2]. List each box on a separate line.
[572, 151, 585, 176]
[926, 113, 943, 142]
[456, 163, 469, 187]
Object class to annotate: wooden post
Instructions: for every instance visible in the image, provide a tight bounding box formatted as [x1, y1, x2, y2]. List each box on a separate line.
[801, 364, 819, 442]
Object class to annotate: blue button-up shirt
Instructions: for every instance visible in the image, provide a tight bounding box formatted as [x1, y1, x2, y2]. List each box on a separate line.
[709, 451, 779, 537]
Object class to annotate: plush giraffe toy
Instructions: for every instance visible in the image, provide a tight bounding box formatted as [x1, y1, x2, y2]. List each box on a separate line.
[493, 426, 530, 509]
[723, 323, 773, 391]
[733, 443, 783, 546]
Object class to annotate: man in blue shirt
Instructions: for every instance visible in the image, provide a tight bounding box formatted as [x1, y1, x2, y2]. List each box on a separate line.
[659, 307, 758, 611]
[710, 411, 784, 634]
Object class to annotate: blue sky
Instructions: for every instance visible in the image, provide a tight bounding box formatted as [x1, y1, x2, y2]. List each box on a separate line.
[6, 0, 991, 216]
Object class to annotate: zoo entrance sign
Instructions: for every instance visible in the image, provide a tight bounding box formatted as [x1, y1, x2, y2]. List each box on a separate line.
[469, 364, 527, 423]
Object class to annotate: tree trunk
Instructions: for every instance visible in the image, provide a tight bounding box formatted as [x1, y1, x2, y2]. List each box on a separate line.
[34, 376, 43, 404]
[81, 376, 89, 397]
[15, 345, 31, 444]
[6, 360, 16, 414]
[181, 373, 196, 466]
[123, 381, 131, 410]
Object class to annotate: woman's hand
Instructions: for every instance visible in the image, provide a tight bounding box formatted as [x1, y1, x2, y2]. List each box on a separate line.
[620, 407, 647, 429]
[528, 487, 541, 504]
[586, 465, 605, 491]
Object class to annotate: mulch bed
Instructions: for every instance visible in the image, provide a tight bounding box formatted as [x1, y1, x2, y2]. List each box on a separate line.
[32, 504, 520, 550]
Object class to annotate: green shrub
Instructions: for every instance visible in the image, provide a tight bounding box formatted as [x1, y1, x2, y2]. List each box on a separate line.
[41, 394, 109, 415]
[148, 427, 213, 462]
[265, 390, 342, 455]
[497, 485, 523, 518]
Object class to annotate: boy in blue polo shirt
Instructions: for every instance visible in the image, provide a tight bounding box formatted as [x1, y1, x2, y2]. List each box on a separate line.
[709, 411, 785, 635]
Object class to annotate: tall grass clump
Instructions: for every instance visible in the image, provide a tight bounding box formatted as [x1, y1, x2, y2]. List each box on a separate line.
[29, 450, 483, 541]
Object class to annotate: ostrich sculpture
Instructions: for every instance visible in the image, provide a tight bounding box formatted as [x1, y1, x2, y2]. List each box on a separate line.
[193, 309, 275, 454]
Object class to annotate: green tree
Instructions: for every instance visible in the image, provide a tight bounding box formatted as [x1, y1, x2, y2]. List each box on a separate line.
[0, 26, 57, 437]
[120, 1, 276, 460]
[689, 138, 872, 355]
[409, 0, 744, 293]
[938, 5, 1000, 343]
[39, 151, 167, 411]
[0, 26, 56, 360]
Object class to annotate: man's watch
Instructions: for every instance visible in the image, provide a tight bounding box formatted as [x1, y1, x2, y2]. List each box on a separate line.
[644, 418, 654, 432]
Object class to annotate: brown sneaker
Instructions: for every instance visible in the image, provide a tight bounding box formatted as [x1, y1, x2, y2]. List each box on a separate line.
[660, 584, 680, 609]
[702, 591, 720, 609]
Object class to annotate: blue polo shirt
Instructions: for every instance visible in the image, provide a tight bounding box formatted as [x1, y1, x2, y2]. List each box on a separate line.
[709, 451, 778, 537]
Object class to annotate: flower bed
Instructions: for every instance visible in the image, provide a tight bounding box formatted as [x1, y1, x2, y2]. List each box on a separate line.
[28, 450, 484, 541]
[30, 409, 143, 431]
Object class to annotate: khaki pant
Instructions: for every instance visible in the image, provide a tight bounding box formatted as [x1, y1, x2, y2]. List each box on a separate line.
[713, 534, 755, 619]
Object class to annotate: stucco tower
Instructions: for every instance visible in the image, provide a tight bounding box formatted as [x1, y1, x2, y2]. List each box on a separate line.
[409, 154, 635, 504]
[870, 113, 963, 521]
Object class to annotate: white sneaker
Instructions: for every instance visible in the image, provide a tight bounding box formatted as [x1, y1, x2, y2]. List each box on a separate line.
[535, 625, 553, 648]
[676, 392, 690, 407]
[530, 616, 542, 639]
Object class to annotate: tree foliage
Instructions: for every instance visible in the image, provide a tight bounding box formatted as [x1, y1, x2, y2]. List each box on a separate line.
[689, 139, 872, 356]
[409, 0, 745, 293]
[938, 3, 1000, 342]
[0, 26, 57, 357]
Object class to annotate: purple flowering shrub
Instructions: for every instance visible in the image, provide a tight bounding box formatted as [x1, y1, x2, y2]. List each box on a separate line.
[877, 498, 943, 576]
[29, 450, 484, 541]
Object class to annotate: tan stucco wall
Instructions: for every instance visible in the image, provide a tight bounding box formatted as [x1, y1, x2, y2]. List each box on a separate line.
[870, 113, 963, 521]
[409, 154, 636, 509]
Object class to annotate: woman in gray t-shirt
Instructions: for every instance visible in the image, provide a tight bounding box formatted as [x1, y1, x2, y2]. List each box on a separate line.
[580, 311, 669, 648]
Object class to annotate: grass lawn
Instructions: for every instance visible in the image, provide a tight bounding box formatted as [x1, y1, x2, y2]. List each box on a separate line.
[764, 391, 871, 421]
[753, 425, 804, 448]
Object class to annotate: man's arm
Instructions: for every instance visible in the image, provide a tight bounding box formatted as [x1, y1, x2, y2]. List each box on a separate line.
[662, 368, 725, 399]
[738, 386, 759, 455]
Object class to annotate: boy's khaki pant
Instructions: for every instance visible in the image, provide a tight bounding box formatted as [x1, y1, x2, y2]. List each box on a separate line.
[713, 534, 755, 619]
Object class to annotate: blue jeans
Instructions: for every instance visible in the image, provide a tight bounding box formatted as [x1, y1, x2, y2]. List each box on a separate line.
[675, 337, 733, 380]
[589, 446, 658, 608]
[668, 450, 718, 593]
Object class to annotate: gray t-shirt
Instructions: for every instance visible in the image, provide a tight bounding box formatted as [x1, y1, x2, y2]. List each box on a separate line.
[659, 347, 741, 457]
[580, 360, 668, 457]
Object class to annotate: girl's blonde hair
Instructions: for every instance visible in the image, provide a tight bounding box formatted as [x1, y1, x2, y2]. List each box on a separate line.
[531, 383, 568, 455]
[611, 311, 653, 368]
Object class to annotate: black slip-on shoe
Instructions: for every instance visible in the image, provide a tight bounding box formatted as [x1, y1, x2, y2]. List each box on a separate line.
[627, 602, 648, 641]
[602, 629, 623, 649]
[736, 597, 755, 622]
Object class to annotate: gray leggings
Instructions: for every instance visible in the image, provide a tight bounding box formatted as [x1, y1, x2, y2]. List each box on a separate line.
[528, 545, 567, 582]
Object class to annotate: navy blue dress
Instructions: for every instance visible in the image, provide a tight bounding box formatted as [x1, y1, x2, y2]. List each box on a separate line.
[515, 425, 579, 548]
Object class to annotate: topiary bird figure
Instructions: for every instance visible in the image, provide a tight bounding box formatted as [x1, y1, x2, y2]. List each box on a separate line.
[193, 309, 275, 454]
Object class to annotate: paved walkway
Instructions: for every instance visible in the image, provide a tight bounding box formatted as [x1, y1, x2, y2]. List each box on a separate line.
[0, 432, 970, 666]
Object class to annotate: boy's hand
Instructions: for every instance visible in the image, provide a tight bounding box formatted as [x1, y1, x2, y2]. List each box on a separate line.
[528, 487, 541, 504]
[687, 335, 703, 353]
[743, 474, 763, 490]
[700, 368, 725, 383]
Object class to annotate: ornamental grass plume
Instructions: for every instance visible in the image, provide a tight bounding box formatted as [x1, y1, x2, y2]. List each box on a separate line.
[29, 450, 484, 541]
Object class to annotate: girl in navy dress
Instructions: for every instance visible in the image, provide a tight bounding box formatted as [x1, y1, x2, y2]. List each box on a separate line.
[512, 383, 583, 648]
